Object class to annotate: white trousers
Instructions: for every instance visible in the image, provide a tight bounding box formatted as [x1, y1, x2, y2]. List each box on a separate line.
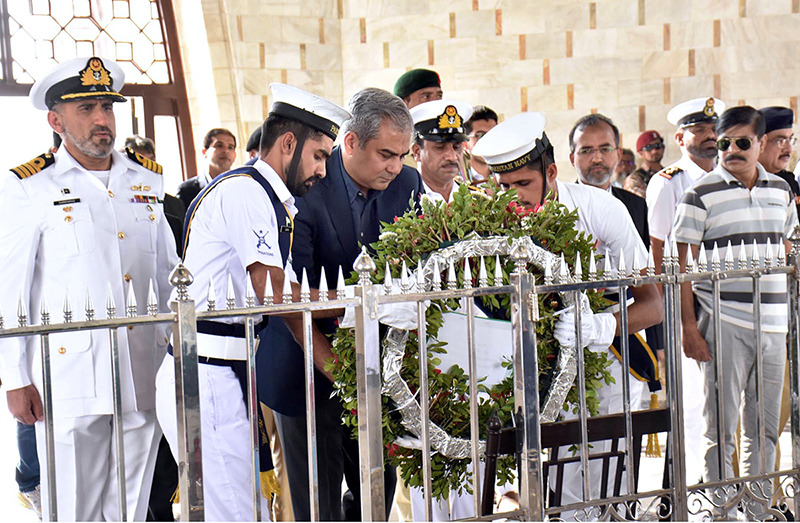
[155, 354, 270, 522]
[551, 358, 645, 521]
[681, 350, 706, 486]
[36, 409, 160, 522]
[409, 462, 481, 521]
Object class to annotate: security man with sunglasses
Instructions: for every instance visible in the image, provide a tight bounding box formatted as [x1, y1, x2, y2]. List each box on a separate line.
[645, 96, 725, 487]
[632, 130, 665, 185]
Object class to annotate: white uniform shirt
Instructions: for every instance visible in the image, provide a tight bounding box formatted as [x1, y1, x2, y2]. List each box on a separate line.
[645, 154, 709, 241]
[176, 159, 297, 320]
[557, 182, 648, 271]
[0, 146, 178, 417]
[421, 178, 455, 204]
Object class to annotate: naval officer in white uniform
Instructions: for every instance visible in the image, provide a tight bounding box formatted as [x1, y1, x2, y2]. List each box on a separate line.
[0, 56, 179, 521]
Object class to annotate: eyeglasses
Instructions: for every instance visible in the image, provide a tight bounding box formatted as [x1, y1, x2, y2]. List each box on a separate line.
[769, 136, 797, 147]
[716, 136, 756, 151]
[640, 141, 664, 151]
[576, 146, 616, 157]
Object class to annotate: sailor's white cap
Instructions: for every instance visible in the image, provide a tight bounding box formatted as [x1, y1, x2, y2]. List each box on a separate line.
[29, 56, 126, 111]
[667, 97, 726, 127]
[471, 112, 550, 173]
[410, 100, 473, 142]
[269, 83, 351, 140]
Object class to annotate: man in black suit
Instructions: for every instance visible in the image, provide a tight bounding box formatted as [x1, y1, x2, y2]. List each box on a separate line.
[568, 113, 662, 395]
[259, 87, 423, 521]
[175, 128, 237, 208]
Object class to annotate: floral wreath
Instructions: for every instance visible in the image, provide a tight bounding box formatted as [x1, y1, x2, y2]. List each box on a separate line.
[326, 183, 613, 500]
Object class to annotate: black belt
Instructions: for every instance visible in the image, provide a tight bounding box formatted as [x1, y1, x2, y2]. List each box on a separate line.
[166, 343, 235, 367]
[197, 319, 265, 339]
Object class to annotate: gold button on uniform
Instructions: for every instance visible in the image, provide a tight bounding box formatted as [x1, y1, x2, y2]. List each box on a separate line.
[63, 206, 72, 212]
[108, 190, 114, 198]
[58, 347, 66, 354]
[64, 216, 73, 222]
[149, 214, 156, 221]
[118, 231, 125, 239]
[146, 205, 153, 211]
[124, 273, 132, 282]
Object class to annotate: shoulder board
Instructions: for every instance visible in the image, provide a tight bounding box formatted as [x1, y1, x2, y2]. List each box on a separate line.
[658, 166, 683, 180]
[125, 147, 163, 175]
[10, 152, 55, 179]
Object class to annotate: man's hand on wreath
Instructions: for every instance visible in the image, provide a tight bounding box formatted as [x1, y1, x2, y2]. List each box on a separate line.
[553, 294, 616, 350]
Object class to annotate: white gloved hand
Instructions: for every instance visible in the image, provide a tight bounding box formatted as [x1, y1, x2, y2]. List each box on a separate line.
[553, 293, 616, 351]
[338, 279, 420, 330]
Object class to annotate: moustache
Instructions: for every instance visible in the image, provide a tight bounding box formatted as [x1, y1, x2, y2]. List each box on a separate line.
[91, 127, 113, 137]
[702, 139, 717, 146]
[724, 155, 746, 162]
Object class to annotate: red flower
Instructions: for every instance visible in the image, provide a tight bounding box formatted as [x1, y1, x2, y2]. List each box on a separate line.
[394, 216, 399, 222]
[350, 409, 358, 416]
[419, 214, 425, 220]
[433, 368, 441, 375]
[387, 443, 400, 457]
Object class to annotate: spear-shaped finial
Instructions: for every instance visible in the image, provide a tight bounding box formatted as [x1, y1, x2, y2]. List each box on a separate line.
[632, 250, 641, 275]
[574, 252, 583, 281]
[401, 260, 411, 293]
[17, 295, 27, 327]
[106, 282, 116, 319]
[416, 259, 426, 292]
[147, 279, 158, 316]
[670, 236, 679, 266]
[646, 247, 655, 277]
[226, 273, 236, 309]
[589, 250, 597, 280]
[698, 244, 708, 272]
[478, 256, 488, 288]
[245, 273, 256, 307]
[447, 259, 457, 290]
[433, 259, 442, 290]
[63, 289, 73, 323]
[40, 297, 50, 326]
[207, 279, 217, 311]
[617, 251, 627, 278]
[300, 268, 311, 303]
[282, 269, 293, 304]
[384, 262, 393, 295]
[751, 239, 760, 269]
[557, 253, 568, 283]
[603, 251, 612, 280]
[779, 239, 787, 264]
[724, 241, 734, 271]
[738, 239, 748, 270]
[711, 242, 721, 272]
[318, 267, 329, 302]
[687, 246, 697, 274]
[463, 258, 473, 289]
[336, 267, 346, 300]
[544, 257, 553, 285]
[126, 280, 138, 317]
[85, 288, 95, 321]
[765, 237, 773, 269]
[493, 254, 503, 286]
[263, 272, 274, 306]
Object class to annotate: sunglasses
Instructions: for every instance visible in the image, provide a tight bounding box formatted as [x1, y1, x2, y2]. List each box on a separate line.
[716, 136, 756, 151]
[640, 141, 664, 151]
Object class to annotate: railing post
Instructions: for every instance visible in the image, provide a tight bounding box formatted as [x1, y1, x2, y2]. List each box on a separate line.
[510, 242, 544, 520]
[169, 263, 204, 521]
[787, 226, 800, 519]
[664, 241, 689, 519]
[353, 247, 386, 521]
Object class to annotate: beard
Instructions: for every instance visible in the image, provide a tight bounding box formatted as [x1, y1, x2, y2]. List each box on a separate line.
[686, 139, 718, 160]
[61, 123, 115, 159]
[578, 163, 612, 187]
[285, 159, 321, 197]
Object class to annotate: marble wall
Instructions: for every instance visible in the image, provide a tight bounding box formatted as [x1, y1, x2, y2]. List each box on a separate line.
[174, 0, 800, 178]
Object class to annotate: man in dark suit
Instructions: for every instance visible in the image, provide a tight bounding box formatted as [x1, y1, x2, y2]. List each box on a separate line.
[259, 87, 423, 521]
[175, 128, 237, 208]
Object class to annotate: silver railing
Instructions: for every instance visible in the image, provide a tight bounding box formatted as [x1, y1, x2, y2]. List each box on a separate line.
[3, 227, 800, 522]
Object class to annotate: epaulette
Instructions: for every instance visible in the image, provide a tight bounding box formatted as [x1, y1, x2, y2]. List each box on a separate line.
[10, 152, 54, 179]
[658, 166, 682, 180]
[125, 147, 163, 175]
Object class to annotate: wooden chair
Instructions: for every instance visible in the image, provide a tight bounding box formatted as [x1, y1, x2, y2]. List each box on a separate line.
[480, 408, 671, 517]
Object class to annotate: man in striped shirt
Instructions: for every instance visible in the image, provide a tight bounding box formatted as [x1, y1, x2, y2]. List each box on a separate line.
[673, 106, 798, 487]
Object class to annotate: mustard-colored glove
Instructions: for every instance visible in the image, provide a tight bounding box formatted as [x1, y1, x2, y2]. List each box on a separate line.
[260, 470, 281, 499]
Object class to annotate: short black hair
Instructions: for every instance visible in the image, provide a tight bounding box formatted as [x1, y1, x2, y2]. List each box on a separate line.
[259, 114, 324, 156]
[464, 105, 499, 135]
[124, 135, 156, 157]
[203, 128, 236, 150]
[568, 113, 620, 153]
[716, 106, 766, 138]
[621, 148, 634, 157]
[245, 127, 262, 153]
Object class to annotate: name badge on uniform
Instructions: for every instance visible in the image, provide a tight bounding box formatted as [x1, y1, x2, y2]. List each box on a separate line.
[54, 198, 81, 206]
[131, 184, 151, 191]
[279, 216, 293, 234]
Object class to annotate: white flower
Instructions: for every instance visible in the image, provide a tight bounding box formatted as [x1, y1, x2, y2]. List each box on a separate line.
[470, 190, 492, 201]
[379, 231, 399, 241]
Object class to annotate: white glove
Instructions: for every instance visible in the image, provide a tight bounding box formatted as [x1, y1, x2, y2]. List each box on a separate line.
[553, 293, 616, 352]
[339, 279, 420, 330]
